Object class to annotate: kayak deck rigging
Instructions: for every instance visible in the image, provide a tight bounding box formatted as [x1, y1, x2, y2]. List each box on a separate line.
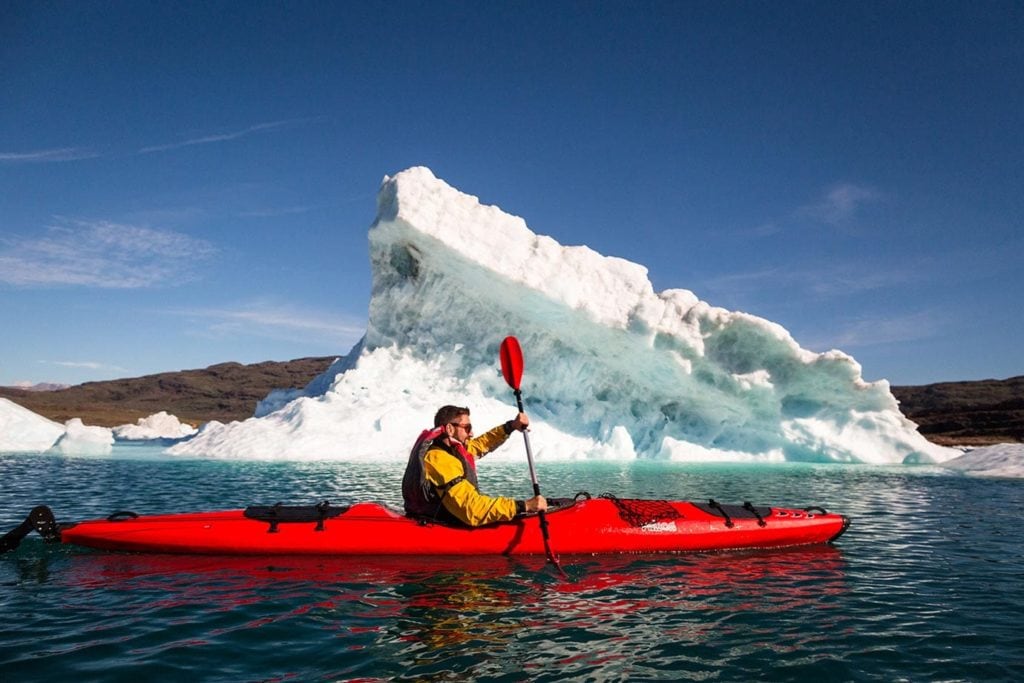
[2, 492, 850, 557]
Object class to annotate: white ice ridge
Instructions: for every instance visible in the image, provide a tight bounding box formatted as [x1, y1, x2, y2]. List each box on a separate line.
[172, 166, 956, 464]
[0, 401, 193, 455]
[941, 443, 1024, 479]
[0, 398, 64, 452]
[113, 411, 197, 440]
[51, 418, 114, 456]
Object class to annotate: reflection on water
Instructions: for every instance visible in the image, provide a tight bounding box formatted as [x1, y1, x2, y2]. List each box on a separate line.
[2, 455, 1023, 681]
[5, 545, 849, 680]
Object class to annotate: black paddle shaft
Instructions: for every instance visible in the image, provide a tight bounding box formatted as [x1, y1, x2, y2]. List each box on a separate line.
[513, 388, 542, 495]
[513, 389, 557, 559]
[501, 337, 565, 576]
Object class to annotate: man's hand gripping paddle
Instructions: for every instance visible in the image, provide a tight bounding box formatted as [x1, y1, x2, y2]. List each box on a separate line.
[499, 335, 566, 577]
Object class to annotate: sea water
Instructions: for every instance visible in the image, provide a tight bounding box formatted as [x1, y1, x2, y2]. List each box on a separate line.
[1, 452, 1022, 681]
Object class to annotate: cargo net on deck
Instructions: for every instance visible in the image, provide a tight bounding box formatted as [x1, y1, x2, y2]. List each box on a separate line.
[598, 493, 683, 528]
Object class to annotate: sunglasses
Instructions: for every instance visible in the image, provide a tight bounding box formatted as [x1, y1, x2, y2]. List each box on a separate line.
[449, 422, 473, 433]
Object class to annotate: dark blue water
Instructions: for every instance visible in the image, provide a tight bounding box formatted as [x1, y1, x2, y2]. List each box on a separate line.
[2, 453, 1022, 681]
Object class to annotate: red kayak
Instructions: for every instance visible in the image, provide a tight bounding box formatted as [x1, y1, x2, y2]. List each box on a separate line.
[34, 495, 849, 556]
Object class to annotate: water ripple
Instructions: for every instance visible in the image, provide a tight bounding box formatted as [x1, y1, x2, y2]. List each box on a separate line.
[2, 455, 1023, 681]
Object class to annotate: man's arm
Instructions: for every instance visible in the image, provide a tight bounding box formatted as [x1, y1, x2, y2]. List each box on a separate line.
[464, 424, 510, 459]
[464, 413, 529, 458]
[423, 449, 519, 526]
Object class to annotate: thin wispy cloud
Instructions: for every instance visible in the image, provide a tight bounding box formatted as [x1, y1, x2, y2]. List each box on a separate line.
[748, 222, 782, 237]
[805, 266, 921, 298]
[0, 219, 217, 288]
[3, 116, 321, 162]
[797, 182, 883, 226]
[239, 205, 318, 218]
[174, 302, 366, 348]
[40, 360, 128, 372]
[803, 310, 943, 350]
[738, 182, 885, 238]
[139, 117, 320, 154]
[702, 261, 922, 303]
[0, 147, 100, 163]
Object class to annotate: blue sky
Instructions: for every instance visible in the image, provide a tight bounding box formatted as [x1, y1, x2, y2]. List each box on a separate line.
[2, 1, 1021, 388]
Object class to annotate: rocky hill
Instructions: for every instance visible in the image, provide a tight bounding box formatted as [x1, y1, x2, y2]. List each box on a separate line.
[1, 360, 1020, 445]
[890, 376, 1024, 446]
[0, 357, 338, 428]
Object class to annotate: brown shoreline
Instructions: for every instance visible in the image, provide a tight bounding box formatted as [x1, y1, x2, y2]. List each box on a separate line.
[1, 360, 1020, 446]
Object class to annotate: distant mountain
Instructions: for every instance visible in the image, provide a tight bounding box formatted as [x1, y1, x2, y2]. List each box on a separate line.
[3, 382, 71, 392]
[0, 357, 338, 428]
[0, 359, 1019, 445]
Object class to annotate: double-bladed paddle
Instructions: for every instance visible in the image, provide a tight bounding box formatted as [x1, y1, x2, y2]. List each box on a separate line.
[499, 335, 566, 576]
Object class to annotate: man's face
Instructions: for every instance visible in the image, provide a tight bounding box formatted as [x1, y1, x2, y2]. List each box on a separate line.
[446, 416, 473, 443]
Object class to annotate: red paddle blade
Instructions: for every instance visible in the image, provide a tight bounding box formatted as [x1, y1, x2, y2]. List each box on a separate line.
[499, 336, 524, 390]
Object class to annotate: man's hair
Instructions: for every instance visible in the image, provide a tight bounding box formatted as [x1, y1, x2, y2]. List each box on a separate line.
[434, 405, 470, 427]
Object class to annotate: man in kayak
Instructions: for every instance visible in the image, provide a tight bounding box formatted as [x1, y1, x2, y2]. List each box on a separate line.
[402, 405, 548, 526]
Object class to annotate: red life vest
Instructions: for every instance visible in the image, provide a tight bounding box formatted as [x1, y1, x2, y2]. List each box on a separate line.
[401, 426, 479, 521]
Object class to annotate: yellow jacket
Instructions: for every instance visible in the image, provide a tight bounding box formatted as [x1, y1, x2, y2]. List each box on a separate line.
[422, 424, 519, 526]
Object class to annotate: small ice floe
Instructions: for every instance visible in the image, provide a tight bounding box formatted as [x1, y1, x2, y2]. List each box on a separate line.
[52, 418, 114, 456]
[114, 411, 198, 441]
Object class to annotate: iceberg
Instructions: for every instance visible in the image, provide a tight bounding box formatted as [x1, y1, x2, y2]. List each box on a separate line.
[0, 397, 65, 452]
[0, 399, 192, 454]
[113, 412, 198, 440]
[51, 418, 114, 456]
[170, 167, 956, 464]
[941, 444, 1024, 479]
